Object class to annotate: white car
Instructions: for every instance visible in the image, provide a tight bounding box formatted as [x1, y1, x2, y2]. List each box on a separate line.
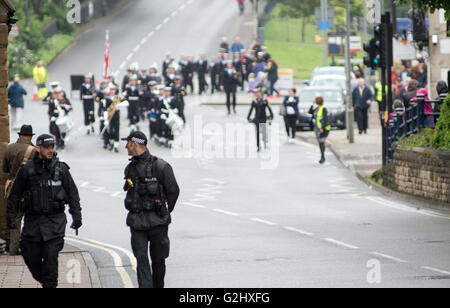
[310, 74, 358, 95]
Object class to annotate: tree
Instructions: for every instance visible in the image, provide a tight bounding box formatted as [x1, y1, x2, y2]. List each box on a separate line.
[397, 0, 450, 20]
[278, 0, 319, 42]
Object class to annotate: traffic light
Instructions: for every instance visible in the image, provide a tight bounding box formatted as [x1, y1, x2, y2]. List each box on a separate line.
[363, 39, 376, 68]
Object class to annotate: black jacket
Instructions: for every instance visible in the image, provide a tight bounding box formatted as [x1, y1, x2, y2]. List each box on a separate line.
[124, 150, 180, 230]
[7, 153, 81, 242]
[80, 83, 96, 102]
[221, 68, 239, 91]
[352, 86, 374, 110]
[283, 96, 300, 118]
[247, 98, 274, 123]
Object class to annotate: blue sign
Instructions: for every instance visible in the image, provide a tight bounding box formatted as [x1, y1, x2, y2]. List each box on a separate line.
[320, 20, 330, 31]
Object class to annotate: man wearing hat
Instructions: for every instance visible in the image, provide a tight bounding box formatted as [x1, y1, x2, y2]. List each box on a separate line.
[162, 52, 173, 81]
[171, 76, 186, 124]
[2, 125, 36, 255]
[122, 131, 179, 288]
[7, 134, 82, 288]
[80, 74, 97, 135]
[220, 61, 239, 115]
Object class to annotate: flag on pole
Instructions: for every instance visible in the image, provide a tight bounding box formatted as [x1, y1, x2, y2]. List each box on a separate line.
[104, 30, 110, 79]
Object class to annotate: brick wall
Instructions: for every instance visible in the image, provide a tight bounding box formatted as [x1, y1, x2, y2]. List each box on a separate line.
[0, 0, 14, 242]
[383, 147, 450, 204]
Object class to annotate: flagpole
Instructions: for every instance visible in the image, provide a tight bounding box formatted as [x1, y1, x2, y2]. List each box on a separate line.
[104, 30, 110, 79]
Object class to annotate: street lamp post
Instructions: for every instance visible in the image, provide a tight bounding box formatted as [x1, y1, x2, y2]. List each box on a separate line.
[345, 0, 354, 143]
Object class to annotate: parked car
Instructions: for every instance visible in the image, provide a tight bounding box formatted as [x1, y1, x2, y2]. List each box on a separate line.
[310, 74, 356, 96]
[296, 86, 347, 131]
[305, 66, 356, 86]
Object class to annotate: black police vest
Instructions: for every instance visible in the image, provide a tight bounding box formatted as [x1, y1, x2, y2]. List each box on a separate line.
[24, 159, 67, 215]
[124, 159, 166, 214]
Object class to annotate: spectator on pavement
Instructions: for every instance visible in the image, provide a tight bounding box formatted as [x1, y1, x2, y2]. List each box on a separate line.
[231, 37, 244, 55]
[413, 87, 434, 128]
[220, 37, 229, 54]
[32, 60, 48, 100]
[352, 78, 374, 135]
[402, 79, 419, 108]
[433, 80, 448, 121]
[266, 58, 280, 99]
[8, 76, 27, 131]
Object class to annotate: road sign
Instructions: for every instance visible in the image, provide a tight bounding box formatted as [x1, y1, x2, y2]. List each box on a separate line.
[315, 7, 334, 30]
[349, 36, 362, 52]
[277, 69, 294, 95]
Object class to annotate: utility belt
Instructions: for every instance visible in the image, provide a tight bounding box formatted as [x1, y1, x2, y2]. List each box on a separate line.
[82, 95, 94, 100]
[23, 190, 66, 215]
[128, 96, 139, 101]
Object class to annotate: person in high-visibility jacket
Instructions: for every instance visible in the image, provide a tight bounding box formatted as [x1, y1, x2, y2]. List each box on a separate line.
[309, 96, 331, 164]
[32, 61, 49, 100]
[374, 81, 388, 112]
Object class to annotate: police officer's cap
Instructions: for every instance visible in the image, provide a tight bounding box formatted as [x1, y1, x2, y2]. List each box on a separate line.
[174, 75, 182, 80]
[253, 88, 263, 93]
[164, 87, 172, 92]
[130, 75, 138, 81]
[121, 131, 148, 146]
[148, 81, 158, 87]
[49, 82, 60, 88]
[84, 74, 92, 79]
[36, 134, 56, 147]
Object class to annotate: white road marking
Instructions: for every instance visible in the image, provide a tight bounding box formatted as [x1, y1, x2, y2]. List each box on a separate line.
[202, 178, 226, 185]
[140, 37, 148, 45]
[66, 235, 137, 271]
[323, 238, 359, 249]
[148, 31, 154, 38]
[370, 252, 408, 263]
[120, 62, 126, 69]
[163, 17, 170, 24]
[155, 24, 162, 31]
[213, 209, 240, 216]
[111, 192, 123, 197]
[421, 266, 450, 276]
[250, 218, 277, 226]
[366, 196, 450, 220]
[80, 182, 90, 188]
[183, 202, 206, 208]
[126, 53, 133, 61]
[179, 4, 186, 10]
[133, 45, 141, 53]
[283, 226, 314, 236]
[65, 237, 134, 288]
[171, 11, 178, 17]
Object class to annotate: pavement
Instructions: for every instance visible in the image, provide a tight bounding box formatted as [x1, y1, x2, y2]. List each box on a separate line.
[0, 244, 101, 288]
[2, 0, 450, 288]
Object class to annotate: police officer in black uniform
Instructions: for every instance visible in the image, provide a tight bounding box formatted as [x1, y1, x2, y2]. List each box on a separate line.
[122, 131, 180, 288]
[7, 134, 82, 288]
[80, 74, 97, 135]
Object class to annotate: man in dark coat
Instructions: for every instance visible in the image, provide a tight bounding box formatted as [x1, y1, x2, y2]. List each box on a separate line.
[7, 134, 82, 288]
[2, 125, 36, 255]
[122, 131, 180, 288]
[8, 76, 27, 131]
[220, 61, 240, 115]
[352, 79, 374, 134]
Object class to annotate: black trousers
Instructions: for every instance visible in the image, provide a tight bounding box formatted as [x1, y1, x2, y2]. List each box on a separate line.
[50, 121, 65, 147]
[284, 115, 297, 138]
[21, 237, 64, 288]
[198, 75, 208, 94]
[225, 89, 236, 113]
[83, 100, 95, 126]
[130, 226, 170, 288]
[355, 107, 369, 132]
[128, 102, 140, 126]
[254, 122, 268, 149]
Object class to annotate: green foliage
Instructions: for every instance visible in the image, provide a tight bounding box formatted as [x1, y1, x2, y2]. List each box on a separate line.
[431, 96, 450, 150]
[8, 0, 76, 79]
[396, 0, 450, 20]
[398, 128, 435, 148]
[368, 168, 384, 185]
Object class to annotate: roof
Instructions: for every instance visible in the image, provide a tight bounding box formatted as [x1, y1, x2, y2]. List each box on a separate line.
[0, 0, 15, 13]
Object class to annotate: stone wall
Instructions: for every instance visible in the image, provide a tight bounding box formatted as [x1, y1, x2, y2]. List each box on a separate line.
[0, 0, 14, 242]
[383, 147, 450, 204]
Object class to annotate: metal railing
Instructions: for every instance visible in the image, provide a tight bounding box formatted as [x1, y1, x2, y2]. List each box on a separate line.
[386, 92, 448, 162]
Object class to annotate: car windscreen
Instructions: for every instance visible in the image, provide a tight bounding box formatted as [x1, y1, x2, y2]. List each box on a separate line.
[316, 67, 345, 76]
[299, 90, 343, 105]
[311, 79, 345, 89]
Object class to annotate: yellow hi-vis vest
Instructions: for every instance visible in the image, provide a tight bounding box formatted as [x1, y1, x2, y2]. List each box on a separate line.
[33, 66, 48, 85]
[375, 82, 387, 102]
[317, 106, 331, 131]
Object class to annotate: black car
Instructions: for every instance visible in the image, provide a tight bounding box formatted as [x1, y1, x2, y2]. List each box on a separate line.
[296, 86, 347, 131]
